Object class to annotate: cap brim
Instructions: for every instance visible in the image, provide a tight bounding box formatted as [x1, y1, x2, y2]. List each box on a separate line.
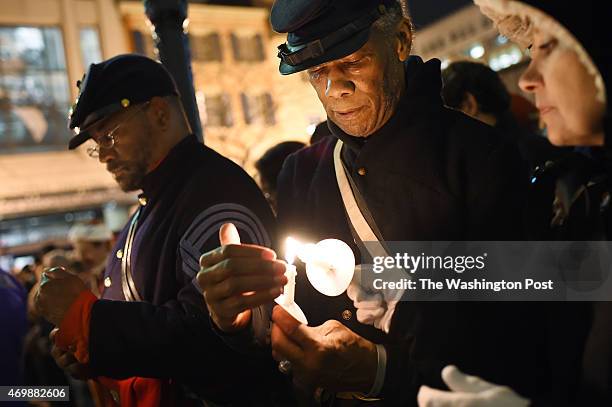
[279, 28, 371, 75]
[68, 131, 92, 150]
[68, 102, 125, 150]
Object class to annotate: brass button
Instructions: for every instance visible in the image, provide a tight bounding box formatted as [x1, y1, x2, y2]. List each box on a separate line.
[104, 277, 112, 288]
[342, 309, 352, 320]
[138, 196, 148, 206]
[357, 167, 366, 176]
[116, 249, 123, 259]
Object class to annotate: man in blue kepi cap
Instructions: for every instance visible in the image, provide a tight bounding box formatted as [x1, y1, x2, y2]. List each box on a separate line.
[198, 1, 555, 405]
[34, 54, 291, 405]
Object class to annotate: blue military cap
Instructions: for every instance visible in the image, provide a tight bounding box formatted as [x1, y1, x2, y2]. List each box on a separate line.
[271, 0, 397, 75]
[67, 54, 179, 150]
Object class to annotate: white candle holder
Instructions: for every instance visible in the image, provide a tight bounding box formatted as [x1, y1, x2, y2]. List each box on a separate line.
[301, 239, 355, 297]
[274, 237, 355, 320]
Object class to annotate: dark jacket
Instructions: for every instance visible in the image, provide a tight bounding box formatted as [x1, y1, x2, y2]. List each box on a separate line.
[277, 57, 552, 405]
[0, 269, 27, 386]
[89, 135, 289, 404]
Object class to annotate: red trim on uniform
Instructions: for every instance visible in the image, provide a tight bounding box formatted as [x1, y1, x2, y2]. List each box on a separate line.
[97, 377, 178, 407]
[56, 291, 180, 406]
[56, 289, 97, 364]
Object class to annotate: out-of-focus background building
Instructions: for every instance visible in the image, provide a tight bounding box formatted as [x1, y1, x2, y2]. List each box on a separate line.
[412, 3, 530, 95]
[0, 0, 534, 270]
[0, 0, 326, 269]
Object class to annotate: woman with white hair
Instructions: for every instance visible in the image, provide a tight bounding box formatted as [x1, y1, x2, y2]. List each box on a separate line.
[418, 0, 609, 406]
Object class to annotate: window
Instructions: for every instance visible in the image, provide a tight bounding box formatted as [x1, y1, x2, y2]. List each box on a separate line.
[80, 27, 102, 68]
[190, 32, 222, 62]
[203, 94, 233, 127]
[230, 33, 264, 62]
[131, 30, 156, 58]
[241, 92, 275, 126]
[0, 26, 72, 152]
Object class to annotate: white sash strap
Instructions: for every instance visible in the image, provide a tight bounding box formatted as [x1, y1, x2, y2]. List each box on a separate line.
[333, 140, 388, 259]
[333, 140, 403, 333]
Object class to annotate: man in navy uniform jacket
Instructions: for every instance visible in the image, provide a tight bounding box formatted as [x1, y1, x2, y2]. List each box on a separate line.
[35, 54, 291, 405]
[199, 1, 554, 406]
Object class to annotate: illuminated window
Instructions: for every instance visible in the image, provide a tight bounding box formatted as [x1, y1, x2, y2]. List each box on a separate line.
[0, 26, 71, 152]
[80, 27, 102, 68]
[489, 46, 524, 71]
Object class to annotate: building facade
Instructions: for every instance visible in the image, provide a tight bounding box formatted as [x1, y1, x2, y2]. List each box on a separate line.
[412, 4, 530, 96]
[0, 0, 325, 265]
[121, 1, 324, 171]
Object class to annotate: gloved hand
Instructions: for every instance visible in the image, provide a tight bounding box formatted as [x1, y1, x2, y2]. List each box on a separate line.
[346, 265, 401, 333]
[417, 365, 531, 407]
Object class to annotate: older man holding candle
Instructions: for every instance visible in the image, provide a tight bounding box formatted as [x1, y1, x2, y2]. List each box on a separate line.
[198, 0, 553, 405]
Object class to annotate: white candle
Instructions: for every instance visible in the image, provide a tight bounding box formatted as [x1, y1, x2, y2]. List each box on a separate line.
[283, 263, 297, 304]
[274, 237, 308, 325]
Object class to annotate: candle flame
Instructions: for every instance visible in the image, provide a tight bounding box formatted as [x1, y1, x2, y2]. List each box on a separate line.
[285, 237, 300, 264]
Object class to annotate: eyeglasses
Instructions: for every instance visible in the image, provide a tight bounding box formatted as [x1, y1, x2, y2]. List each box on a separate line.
[86, 102, 150, 158]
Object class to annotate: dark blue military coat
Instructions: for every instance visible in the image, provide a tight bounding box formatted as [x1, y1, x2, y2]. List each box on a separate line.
[276, 57, 554, 405]
[89, 135, 288, 404]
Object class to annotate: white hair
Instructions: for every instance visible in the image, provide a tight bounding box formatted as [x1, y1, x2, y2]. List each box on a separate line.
[372, 0, 412, 37]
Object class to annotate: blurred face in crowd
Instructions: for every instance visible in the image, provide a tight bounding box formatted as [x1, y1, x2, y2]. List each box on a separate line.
[519, 28, 606, 146]
[73, 240, 111, 271]
[306, 18, 412, 137]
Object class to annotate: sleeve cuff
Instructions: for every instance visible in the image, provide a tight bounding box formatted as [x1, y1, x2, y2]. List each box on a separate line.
[209, 315, 259, 355]
[56, 289, 97, 364]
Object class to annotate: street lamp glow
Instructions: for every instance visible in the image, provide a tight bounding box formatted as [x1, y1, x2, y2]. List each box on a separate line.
[469, 44, 485, 59]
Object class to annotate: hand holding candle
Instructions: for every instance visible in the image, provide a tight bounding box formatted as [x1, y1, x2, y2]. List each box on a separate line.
[272, 236, 357, 378]
[197, 223, 288, 333]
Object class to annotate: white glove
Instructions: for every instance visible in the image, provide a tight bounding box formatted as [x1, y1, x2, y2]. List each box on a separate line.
[346, 276, 398, 333]
[417, 365, 531, 407]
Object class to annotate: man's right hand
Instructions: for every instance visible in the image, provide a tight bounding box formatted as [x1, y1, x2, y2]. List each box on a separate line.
[49, 329, 92, 380]
[197, 223, 287, 333]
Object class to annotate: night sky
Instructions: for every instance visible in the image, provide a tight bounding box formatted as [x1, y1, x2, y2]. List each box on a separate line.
[199, 0, 474, 29]
[407, 0, 472, 29]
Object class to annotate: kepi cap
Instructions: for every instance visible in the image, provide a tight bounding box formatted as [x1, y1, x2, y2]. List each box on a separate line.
[271, 0, 398, 75]
[68, 54, 180, 150]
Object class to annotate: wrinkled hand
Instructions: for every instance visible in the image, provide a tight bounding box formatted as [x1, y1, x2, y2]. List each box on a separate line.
[417, 365, 530, 407]
[271, 305, 377, 393]
[197, 223, 287, 333]
[49, 328, 92, 380]
[35, 267, 88, 326]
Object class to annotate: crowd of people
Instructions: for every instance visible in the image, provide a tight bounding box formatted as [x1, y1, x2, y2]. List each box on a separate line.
[3, 222, 113, 406]
[2, 0, 609, 405]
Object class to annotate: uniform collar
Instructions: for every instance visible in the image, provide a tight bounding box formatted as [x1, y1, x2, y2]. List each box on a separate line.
[139, 135, 198, 203]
